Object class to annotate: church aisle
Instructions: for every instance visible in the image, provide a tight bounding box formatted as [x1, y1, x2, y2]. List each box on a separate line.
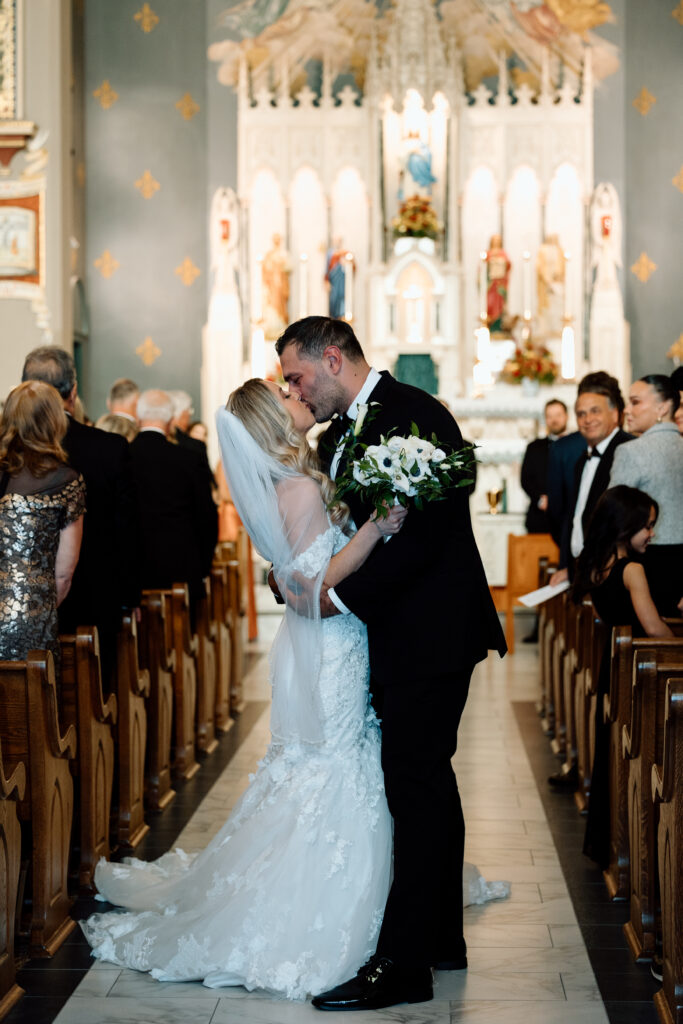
[17, 603, 652, 1024]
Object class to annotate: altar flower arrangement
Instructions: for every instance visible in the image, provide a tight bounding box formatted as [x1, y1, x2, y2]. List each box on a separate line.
[335, 423, 476, 517]
[391, 195, 442, 240]
[500, 342, 558, 385]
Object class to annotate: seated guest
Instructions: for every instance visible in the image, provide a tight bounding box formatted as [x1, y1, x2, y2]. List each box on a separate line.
[131, 390, 217, 609]
[550, 372, 631, 589]
[521, 398, 568, 535]
[170, 389, 219, 510]
[572, 485, 672, 868]
[21, 348, 141, 684]
[188, 420, 209, 445]
[96, 412, 139, 442]
[0, 382, 85, 668]
[609, 374, 683, 615]
[107, 378, 139, 424]
[671, 366, 683, 435]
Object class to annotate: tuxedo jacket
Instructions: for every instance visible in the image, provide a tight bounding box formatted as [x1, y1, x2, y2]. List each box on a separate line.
[559, 429, 633, 570]
[130, 431, 217, 602]
[546, 431, 587, 547]
[319, 372, 506, 686]
[59, 417, 141, 635]
[521, 437, 552, 534]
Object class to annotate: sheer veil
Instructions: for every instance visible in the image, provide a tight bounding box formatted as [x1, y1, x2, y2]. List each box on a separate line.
[215, 406, 335, 746]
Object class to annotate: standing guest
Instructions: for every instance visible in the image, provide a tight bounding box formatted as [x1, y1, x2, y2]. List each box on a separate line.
[96, 412, 139, 442]
[130, 390, 216, 610]
[107, 378, 139, 424]
[572, 486, 672, 869]
[521, 398, 568, 535]
[609, 375, 683, 615]
[188, 420, 209, 445]
[545, 429, 587, 547]
[0, 382, 85, 668]
[21, 348, 140, 685]
[671, 366, 683, 435]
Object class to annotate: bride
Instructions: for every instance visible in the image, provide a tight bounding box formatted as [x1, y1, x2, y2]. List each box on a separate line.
[81, 378, 406, 998]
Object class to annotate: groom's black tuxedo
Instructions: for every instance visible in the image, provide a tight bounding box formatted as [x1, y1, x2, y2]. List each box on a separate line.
[318, 371, 505, 967]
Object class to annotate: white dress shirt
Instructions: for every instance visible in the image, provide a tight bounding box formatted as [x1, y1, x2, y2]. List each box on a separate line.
[328, 367, 381, 615]
[570, 427, 618, 558]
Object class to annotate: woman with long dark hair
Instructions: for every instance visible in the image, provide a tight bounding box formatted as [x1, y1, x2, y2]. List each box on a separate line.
[609, 375, 683, 615]
[574, 485, 672, 869]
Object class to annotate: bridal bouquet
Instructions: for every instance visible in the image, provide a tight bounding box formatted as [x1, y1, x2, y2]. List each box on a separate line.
[335, 423, 476, 517]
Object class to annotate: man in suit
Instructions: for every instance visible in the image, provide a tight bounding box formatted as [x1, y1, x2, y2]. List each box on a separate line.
[521, 399, 568, 535]
[107, 377, 139, 423]
[22, 348, 141, 684]
[169, 389, 219, 512]
[131, 390, 216, 611]
[546, 430, 588, 547]
[277, 316, 506, 1011]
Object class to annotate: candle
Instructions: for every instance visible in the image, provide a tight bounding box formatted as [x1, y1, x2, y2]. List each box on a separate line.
[254, 255, 263, 322]
[561, 324, 575, 380]
[299, 253, 308, 318]
[522, 250, 531, 321]
[563, 250, 571, 320]
[479, 251, 487, 322]
[251, 325, 266, 378]
[344, 251, 354, 322]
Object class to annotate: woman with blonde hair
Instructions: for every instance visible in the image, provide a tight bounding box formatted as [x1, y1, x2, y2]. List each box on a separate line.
[95, 412, 139, 442]
[83, 376, 407, 999]
[0, 381, 85, 665]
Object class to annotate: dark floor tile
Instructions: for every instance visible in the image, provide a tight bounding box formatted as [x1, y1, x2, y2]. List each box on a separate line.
[597, 971, 660, 1002]
[579, 923, 635, 950]
[3, 997, 67, 1024]
[603, 1001, 660, 1024]
[14, 969, 89, 999]
[20, 943, 94, 971]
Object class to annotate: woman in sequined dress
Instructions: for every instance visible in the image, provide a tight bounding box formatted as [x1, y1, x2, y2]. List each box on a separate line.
[0, 381, 85, 665]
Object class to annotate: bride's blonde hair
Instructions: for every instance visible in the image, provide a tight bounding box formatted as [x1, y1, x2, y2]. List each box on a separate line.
[226, 379, 349, 530]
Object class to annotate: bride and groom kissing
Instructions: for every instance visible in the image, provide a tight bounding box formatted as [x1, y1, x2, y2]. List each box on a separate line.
[81, 316, 506, 1010]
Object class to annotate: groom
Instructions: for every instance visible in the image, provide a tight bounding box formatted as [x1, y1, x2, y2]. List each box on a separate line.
[277, 317, 506, 1011]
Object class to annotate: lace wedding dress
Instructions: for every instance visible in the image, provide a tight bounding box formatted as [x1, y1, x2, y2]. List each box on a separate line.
[81, 525, 393, 1000]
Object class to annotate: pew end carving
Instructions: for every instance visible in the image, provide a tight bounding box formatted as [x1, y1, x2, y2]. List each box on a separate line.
[195, 578, 219, 755]
[167, 584, 200, 780]
[210, 564, 234, 735]
[115, 616, 151, 850]
[139, 591, 176, 812]
[0, 740, 26, 1019]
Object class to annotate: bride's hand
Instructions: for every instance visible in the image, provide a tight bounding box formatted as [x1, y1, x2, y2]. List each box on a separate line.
[371, 503, 408, 537]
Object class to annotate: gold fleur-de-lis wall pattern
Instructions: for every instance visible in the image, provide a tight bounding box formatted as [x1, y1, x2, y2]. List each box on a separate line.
[630, 253, 657, 284]
[136, 337, 162, 366]
[673, 2, 683, 26]
[93, 80, 118, 110]
[672, 166, 683, 194]
[134, 3, 159, 33]
[135, 169, 161, 199]
[632, 87, 656, 116]
[175, 258, 201, 287]
[176, 93, 200, 121]
[667, 335, 683, 361]
[94, 250, 120, 279]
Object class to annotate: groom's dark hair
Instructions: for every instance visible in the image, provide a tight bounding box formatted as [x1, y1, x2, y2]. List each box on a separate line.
[275, 316, 365, 363]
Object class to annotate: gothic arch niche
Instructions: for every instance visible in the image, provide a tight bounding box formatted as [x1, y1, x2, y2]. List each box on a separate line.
[462, 166, 499, 361]
[248, 168, 286, 322]
[503, 165, 541, 321]
[331, 167, 368, 328]
[289, 166, 327, 318]
[546, 162, 583, 347]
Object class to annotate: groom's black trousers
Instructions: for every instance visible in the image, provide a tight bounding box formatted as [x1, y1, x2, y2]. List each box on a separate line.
[373, 664, 474, 967]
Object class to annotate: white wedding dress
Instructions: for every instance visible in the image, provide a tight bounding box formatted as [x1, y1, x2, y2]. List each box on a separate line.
[81, 524, 393, 1000]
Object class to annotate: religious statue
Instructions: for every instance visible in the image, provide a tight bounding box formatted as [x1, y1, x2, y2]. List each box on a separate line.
[261, 233, 292, 340]
[398, 134, 437, 202]
[536, 234, 565, 337]
[324, 238, 353, 320]
[208, 186, 240, 326]
[485, 234, 511, 335]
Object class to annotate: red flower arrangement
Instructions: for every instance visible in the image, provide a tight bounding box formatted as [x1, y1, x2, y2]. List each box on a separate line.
[500, 343, 558, 385]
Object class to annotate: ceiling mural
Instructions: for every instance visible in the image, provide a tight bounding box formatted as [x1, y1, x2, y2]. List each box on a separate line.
[209, 0, 617, 96]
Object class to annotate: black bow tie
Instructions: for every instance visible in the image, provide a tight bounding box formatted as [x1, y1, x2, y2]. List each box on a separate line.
[587, 448, 601, 459]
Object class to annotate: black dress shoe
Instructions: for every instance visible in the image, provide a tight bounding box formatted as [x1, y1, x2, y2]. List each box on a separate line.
[311, 956, 433, 1011]
[547, 764, 579, 789]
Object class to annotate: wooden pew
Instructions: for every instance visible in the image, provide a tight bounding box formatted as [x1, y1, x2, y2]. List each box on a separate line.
[536, 559, 555, 724]
[573, 601, 606, 815]
[539, 584, 562, 738]
[503, 533, 559, 655]
[59, 629, 117, 892]
[115, 615, 151, 850]
[550, 593, 569, 760]
[195, 578, 218, 755]
[165, 583, 200, 780]
[210, 563, 234, 734]
[0, 740, 25, 1019]
[652, 677, 683, 1024]
[225, 559, 246, 713]
[0, 652, 77, 957]
[622, 643, 683, 961]
[557, 596, 581, 782]
[138, 591, 176, 812]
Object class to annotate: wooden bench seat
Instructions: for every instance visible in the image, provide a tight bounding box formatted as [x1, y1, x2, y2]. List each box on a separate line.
[59, 628, 117, 892]
[0, 739, 26, 1019]
[652, 676, 683, 1024]
[0, 652, 77, 957]
[163, 584, 199, 781]
[195, 578, 218, 755]
[115, 615, 150, 850]
[210, 563, 234, 735]
[138, 591, 176, 812]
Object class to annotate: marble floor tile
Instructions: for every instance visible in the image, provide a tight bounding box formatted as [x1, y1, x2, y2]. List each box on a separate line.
[433, 968, 566, 1000]
[466, 897, 578, 927]
[462, 945, 593, 974]
[561, 970, 603, 1001]
[107, 971, 222, 1000]
[72, 969, 121, 998]
[52, 997, 219, 1023]
[210, 998, 451, 1024]
[449, 999, 610, 1023]
[464, 924, 555, 948]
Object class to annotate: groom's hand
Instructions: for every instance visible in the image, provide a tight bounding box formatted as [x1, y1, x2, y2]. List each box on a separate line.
[320, 583, 341, 618]
[267, 567, 285, 605]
